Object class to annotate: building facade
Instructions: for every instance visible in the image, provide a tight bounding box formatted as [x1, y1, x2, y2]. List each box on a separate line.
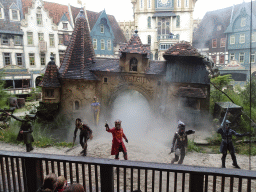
[131, 0, 197, 60]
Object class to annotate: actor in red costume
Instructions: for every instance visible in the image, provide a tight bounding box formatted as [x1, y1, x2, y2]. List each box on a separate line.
[105, 120, 128, 160]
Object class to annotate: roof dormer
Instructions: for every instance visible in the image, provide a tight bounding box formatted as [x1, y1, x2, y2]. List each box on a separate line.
[0, 3, 4, 20]
[9, 3, 20, 21]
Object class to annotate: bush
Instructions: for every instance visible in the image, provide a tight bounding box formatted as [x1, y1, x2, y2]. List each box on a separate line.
[187, 139, 202, 152]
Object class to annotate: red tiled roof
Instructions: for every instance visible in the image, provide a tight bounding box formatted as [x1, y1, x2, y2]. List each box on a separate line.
[58, 10, 97, 80]
[164, 41, 202, 57]
[175, 87, 206, 98]
[39, 57, 61, 88]
[21, 0, 71, 25]
[120, 30, 150, 57]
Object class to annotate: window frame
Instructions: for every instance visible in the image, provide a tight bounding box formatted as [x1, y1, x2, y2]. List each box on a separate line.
[230, 53, 235, 61]
[16, 53, 23, 66]
[250, 53, 255, 63]
[11, 9, 19, 21]
[0, 6, 4, 19]
[29, 53, 35, 66]
[14, 36, 22, 45]
[107, 40, 111, 50]
[63, 23, 68, 30]
[241, 17, 246, 27]
[93, 38, 97, 50]
[45, 89, 54, 98]
[148, 17, 151, 28]
[220, 38, 226, 47]
[49, 34, 55, 47]
[212, 38, 217, 48]
[3, 53, 11, 66]
[230, 35, 235, 44]
[219, 54, 225, 64]
[148, 0, 151, 8]
[100, 24, 104, 33]
[101, 39, 105, 50]
[130, 57, 138, 72]
[36, 9, 43, 26]
[185, 0, 189, 7]
[40, 53, 46, 66]
[58, 34, 64, 45]
[239, 34, 245, 44]
[239, 52, 245, 63]
[2, 35, 9, 45]
[176, 15, 180, 28]
[252, 32, 256, 42]
[38, 33, 44, 41]
[27, 32, 33, 45]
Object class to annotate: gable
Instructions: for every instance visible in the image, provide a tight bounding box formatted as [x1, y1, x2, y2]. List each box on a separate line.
[9, 2, 19, 10]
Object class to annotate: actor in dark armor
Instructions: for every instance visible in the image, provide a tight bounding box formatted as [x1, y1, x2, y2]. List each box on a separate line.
[105, 120, 128, 160]
[74, 118, 93, 156]
[15, 115, 35, 152]
[170, 121, 195, 164]
[217, 119, 250, 169]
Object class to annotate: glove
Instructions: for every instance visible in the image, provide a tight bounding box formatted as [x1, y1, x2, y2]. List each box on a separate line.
[105, 123, 109, 128]
[125, 139, 128, 143]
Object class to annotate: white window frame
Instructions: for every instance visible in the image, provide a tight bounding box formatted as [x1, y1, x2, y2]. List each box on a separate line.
[93, 38, 97, 50]
[230, 35, 235, 44]
[148, 0, 151, 8]
[40, 53, 46, 65]
[0, 4, 4, 20]
[101, 39, 105, 50]
[239, 52, 245, 63]
[241, 17, 246, 27]
[63, 23, 68, 30]
[16, 53, 23, 66]
[185, 0, 189, 7]
[3, 53, 11, 66]
[14, 36, 22, 45]
[27, 32, 33, 45]
[220, 38, 226, 47]
[100, 24, 104, 33]
[49, 34, 55, 47]
[38, 33, 44, 41]
[252, 32, 256, 42]
[29, 53, 35, 66]
[2, 35, 9, 45]
[239, 34, 245, 44]
[250, 53, 255, 63]
[107, 40, 111, 50]
[9, 8, 20, 21]
[177, 0, 181, 8]
[140, 0, 143, 8]
[230, 53, 235, 61]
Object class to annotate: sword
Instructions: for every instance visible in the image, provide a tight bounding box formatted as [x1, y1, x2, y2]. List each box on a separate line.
[65, 144, 80, 153]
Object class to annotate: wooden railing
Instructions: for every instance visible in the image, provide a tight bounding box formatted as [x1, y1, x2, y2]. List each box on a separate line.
[0, 150, 255, 192]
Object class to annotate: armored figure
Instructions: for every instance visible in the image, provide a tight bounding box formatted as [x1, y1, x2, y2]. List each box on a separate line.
[170, 121, 195, 164]
[91, 96, 100, 126]
[74, 118, 93, 156]
[15, 115, 35, 152]
[105, 120, 128, 160]
[217, 120, 250, 169]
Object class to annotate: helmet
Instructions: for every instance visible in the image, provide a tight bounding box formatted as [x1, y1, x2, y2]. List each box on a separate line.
[225, 120, 231, 124]
[178, 120, 185, 129]
[115, 119, 122, 125]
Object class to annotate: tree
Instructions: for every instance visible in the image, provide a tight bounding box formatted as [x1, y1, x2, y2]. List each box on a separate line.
[241, 77, 256, 108]
[0, 71, 8, 108]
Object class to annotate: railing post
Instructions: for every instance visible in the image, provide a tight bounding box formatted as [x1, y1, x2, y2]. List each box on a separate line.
[100, 164, 114, 192]
[23, 157, 43, 192]
[189, 173, 204, 192]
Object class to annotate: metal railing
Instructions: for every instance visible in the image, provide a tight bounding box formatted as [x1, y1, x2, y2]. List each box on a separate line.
[0, 150, 256, 192]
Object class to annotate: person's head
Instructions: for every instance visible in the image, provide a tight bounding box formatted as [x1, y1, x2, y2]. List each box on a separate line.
[43, 173, 57, 190]
[178, 120, 185, 133]
[115, 119, 122, 129]
[225, 120, 231, 130]
[76, 118, 82, 127]
[55, 176, 67, 190]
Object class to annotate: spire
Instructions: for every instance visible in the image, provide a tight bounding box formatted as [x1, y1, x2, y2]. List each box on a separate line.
[59, 8, 97, 80]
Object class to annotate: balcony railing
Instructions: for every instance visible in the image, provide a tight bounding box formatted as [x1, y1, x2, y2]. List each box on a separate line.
[0, 150, 256, 192]
[157, 34, 179, 41]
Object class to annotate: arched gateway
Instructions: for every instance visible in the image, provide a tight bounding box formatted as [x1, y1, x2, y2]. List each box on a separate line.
[39, 10, 211, 126]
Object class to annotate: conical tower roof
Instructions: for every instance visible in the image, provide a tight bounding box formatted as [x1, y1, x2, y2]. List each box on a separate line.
[39, 56, 61, 88]
[120, 30, 150, 58]
[59, 9, 97, 80]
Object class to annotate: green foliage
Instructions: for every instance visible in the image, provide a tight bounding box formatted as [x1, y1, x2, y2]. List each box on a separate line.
[187, 139, 202, 152]
[241, 78, 256, 108]
[0, 71, 9, 108]
[206, 131, 222, 145]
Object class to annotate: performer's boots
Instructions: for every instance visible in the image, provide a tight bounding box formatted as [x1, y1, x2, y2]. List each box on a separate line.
[221, 154, 226, 168]
[82, 143, 87, 156]
[115, 153, 119, 160]
[124, 152, 128, 160]
[231, 153, 240, 169]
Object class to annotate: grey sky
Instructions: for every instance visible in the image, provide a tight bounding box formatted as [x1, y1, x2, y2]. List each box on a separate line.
[47, 0, 252, 21]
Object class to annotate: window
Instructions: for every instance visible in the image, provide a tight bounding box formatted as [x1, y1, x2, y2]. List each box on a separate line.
[29, 53, 35, 66]
[230, 53, 235, 61]
[177, 0, 181, 7]
[157, 18, 170, 38]
[75, 101, 79, 110]
[251, 53, 255, 63]
[148, 0, 151, 8]
[40, 53, 45, 65]
[220, 38, 226, 47]
[38, 33, 44, 41]
[59, 50, 65, 64]
[46, 89, 54, 98]
[140, 0, 143, 8]
[217, 25, 222, 31]
[176, 15, 180, 28]
[27, 32, 33, 45]
[49, 34, 55, 47]
[14, 36, 22, 45]
[148, 35, 151, 45]
[130, 58, 138, 71]
[0, 6, 4, 19]
[148, 17, 151, 28]
[185, 0, 189, 7]
[64, 34, 70, 46]
[93, 39, 97, 50]
[211, 55, 216, 64]
[230, 35, 235, 44]
[36, 8, 43, 26]
[63, 23, 68, 29]
[59, 34, 64, 45]
[2, 35, 9, 45]
[219, 55, 225, 64]
[100, 24, 104, 33]
[239, 34, 245, 44]
[252, 32, 256, 42]
[103, 77, 108, 83]
[241, 17, 246, 27]
[101, 39, 105, 50]
[16, 53, 23, 65]
[155, 52, 158, 60]
[3, 53, 11, 65]
[11, 10, 18, 21]
[107, 40, 111, 50]
[212, 39, 217, 48]
[239, 52, 244, 63]
[160, 44, 171, 50]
